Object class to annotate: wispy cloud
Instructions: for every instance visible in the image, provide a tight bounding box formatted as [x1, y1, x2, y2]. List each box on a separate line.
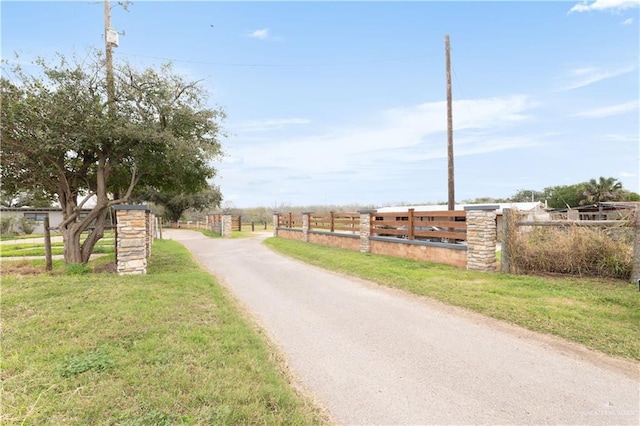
[223, 96, 537, 178]
[232, 118, 311, 133]
[622, 17, 635, 24]
[248, 28, 270, 40]
[573, 100, 639, 118]
[569, 0, 640, 13]
[556, 65, 636, 91]
[603, 133, 640, 142]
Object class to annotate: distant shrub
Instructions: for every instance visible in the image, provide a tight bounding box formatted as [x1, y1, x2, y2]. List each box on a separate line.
[507, 211, 633, 280]
[1, 215, 17, 236]
[19, 217, 36, 235]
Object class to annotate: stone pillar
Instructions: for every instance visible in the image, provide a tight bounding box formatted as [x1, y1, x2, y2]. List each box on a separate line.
[272, 213, 279, 237]
[359, 210, 374, 253]
[222, 214, 233, 238]
[464, 205, 498, 272]
[114, 205, 148, 275]
[145, 211, 154, 259]
[302, 212, 311, 242]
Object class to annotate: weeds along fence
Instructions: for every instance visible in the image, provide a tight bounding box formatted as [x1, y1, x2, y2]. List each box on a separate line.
[502, 207, 640, 282]
[273, 208, 497, 271]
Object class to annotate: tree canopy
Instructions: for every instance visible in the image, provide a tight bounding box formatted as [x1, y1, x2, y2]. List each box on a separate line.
[135, 185, 223, 223]
[1, 52, 225, 263]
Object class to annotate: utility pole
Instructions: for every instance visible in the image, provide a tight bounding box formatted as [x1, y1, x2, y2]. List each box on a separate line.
[104, 0, 116, 115]
[445, 35, 455, 211]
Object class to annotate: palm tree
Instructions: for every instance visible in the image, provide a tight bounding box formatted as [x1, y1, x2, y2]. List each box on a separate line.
[581, 177, 623, 205]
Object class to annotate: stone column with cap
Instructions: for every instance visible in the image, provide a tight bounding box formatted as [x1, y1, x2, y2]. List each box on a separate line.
[114, 205, 148, 275]
[464, 205, 498, 272]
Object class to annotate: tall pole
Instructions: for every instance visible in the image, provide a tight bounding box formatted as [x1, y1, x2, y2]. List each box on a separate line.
[445, 35, 455, 211]
[104, 0, 115, 115]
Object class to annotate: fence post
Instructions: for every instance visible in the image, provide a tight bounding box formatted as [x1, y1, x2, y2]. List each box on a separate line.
[44, 214, 52, 271]
[632, 207, 640, 284]
[408, 208, 415, 240]
[359, 210, 375, 253]
[464, 205, 498, 272]
[302, 212, 311, 242]
[330, 211, 335, 233]
[272, 213, 280, 237]
[501, 208, 511, 273]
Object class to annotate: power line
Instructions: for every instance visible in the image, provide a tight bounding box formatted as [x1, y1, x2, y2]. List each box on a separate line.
[114, 52, 434, 68]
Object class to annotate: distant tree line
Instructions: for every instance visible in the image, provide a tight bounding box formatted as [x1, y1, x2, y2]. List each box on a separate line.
[463, 176, 639, 209]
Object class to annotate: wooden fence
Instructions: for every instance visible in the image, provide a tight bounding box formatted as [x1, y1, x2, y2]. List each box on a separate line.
[207, 215, 242, 232]
[274, 209, 480, 270]
[371, 209, 467, 242]
[278, 213, 303, 229]
[309, 212, 359, 233]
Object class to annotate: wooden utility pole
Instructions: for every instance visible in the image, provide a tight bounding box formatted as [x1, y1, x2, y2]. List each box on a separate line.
[104, 0, 116, 114]
[445, 35, 455, 211]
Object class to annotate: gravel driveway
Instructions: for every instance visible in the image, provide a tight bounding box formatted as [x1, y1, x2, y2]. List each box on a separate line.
[165, 229, 639, 425]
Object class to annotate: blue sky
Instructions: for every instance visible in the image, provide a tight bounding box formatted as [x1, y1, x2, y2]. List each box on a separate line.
[2, 1, 639, 208]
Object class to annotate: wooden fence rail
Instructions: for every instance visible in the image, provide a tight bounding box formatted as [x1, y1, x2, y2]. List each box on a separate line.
[309, 212, 359, 232]
[278, 213, 303, 229]
[371, 209, 467, 241]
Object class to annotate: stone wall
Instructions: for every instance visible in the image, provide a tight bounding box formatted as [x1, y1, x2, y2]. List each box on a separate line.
[370, 239, 467, 268]
[277, 228, 304, 241]
[308, 231, 360, 251]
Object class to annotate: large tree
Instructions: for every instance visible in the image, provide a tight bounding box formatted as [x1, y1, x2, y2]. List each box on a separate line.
[581, 176, 623, 205]
[1, 53, 225, 264]
[136, 185, 222, 223]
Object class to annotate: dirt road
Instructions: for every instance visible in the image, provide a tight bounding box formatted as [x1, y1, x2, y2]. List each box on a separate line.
[165, 229, 639, 425]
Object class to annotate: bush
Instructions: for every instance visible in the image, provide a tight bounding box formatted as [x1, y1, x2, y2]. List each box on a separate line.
[19, 217, 36, 234]
[507, 211, 633, 280]
[1, 215, 17, 236]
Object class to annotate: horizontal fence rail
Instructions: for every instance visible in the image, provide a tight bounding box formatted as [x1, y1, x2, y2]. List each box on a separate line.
[309, 212, 359, 232]
[371, 209, 467, 241]
[278, 213, 303, 229]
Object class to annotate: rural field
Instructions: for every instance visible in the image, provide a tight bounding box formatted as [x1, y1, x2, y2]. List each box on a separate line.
[1, 240, 327, 425]
[3, 230, 638, 424]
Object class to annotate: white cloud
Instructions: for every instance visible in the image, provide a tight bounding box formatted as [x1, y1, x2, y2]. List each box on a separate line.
[248, 28, 270, 39]
[603, 133, 640, 142]
[569, 0, 640, 13]
[573, 101, 639, 118]
[619, 171, 637, 178]
[622, 17, 635, 24]
[557, 65, 636, 91]
[222, 96, 537, 180]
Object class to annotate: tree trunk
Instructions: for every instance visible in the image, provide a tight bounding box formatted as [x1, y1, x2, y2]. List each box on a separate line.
[61, 225, 84, 264]
[80, 209, 108, 264]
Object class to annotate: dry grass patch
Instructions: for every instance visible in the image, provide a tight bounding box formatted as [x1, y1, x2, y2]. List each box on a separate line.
[507, 211, 633, 280]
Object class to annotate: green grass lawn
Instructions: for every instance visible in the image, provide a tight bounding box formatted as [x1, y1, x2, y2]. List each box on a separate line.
[2, 240, 326, 425]
[265, 237, 640, 361]
[0, 240, 115, 257]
